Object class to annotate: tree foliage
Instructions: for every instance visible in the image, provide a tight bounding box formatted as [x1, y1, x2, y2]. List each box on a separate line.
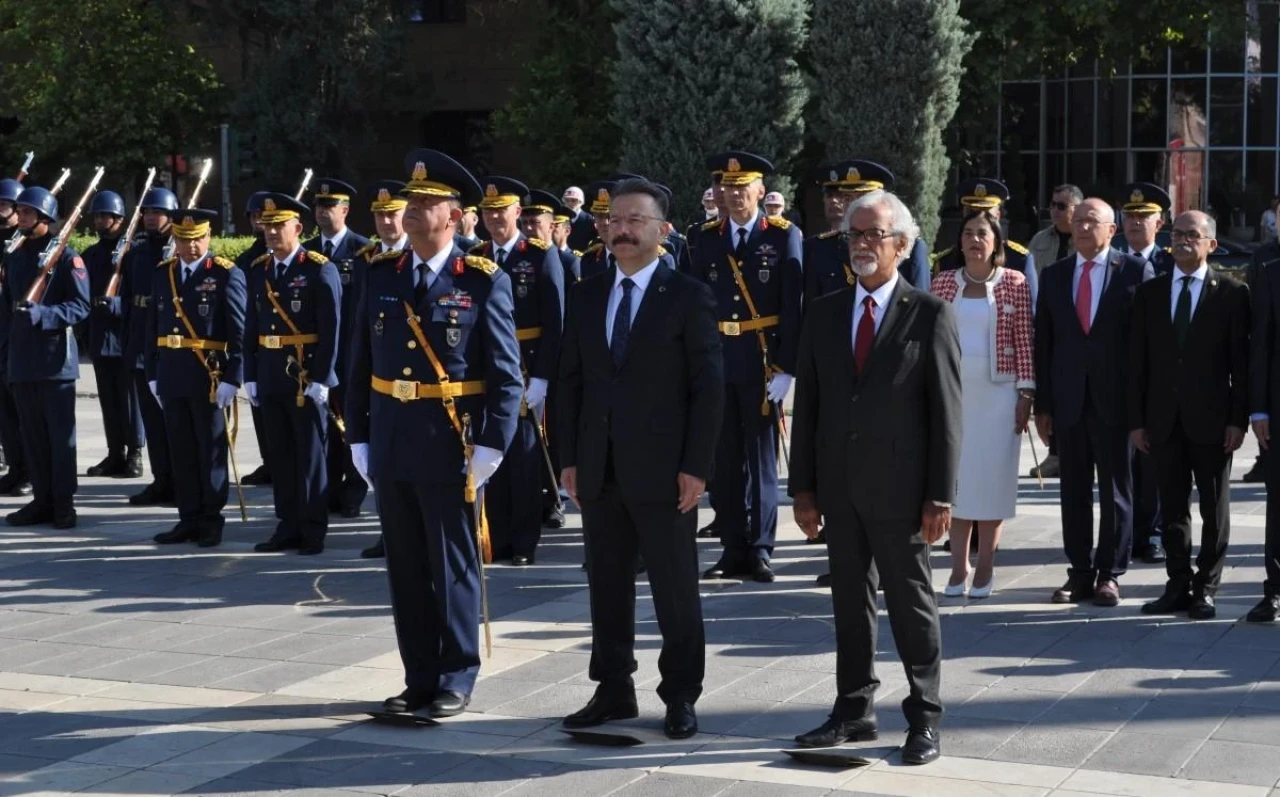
[809, 0, 974, 245]
[611, 0, 808, 225]
[0, 0, 225, 188]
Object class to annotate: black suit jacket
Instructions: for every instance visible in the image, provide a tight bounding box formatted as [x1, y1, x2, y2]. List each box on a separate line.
[558, 261, 724, 503]
[789, 279, 962, 521]
[1034, 250, 1148, 428]
[1130, 271, 1249, 446]
[568, 211, 596, 253]
[1248, 256, 1280, 419]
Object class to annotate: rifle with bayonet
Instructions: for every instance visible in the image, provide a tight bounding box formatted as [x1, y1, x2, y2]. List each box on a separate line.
[294, 168, 314, 202]
[23, 167, 105, 305]
[5, 168, 70, 258]
[162, 158, 214, 261]
[100, 167, 157, 301]
[14, 152, 33, 183]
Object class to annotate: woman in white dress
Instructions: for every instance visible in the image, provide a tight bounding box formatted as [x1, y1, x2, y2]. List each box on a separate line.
[930, 211, 1035, 598]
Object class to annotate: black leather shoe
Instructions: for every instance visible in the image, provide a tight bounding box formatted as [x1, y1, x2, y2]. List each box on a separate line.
[702, 556, 746, 580]
[543, 507, 565, 529]
[255, 537, 300, 553]
[696, 523, 718, 539]
[563, 691, 639, 728]
[1248, 595, 1280, 623]
[129, 481, 172, 506]
[154, 523, 199, 544]
[383, 689, 433, 713]
[6, 502, 53, 526]
[512, 554, 534, 566]
[1188, 593, 1216, 620]
[1143, 541, 1167, 564]
[361, 538, 385, 559]
[197, 525, 223, 548]
[664, 702, 697, 740]
[805, 529, 827, 545]
[240, 465, 272, 486]
[123, 450, 144, 478]
[794, 716, 878, 748]
[428, 690, 469, 718]
[1243, 460, 1267, 483]
[1142, 581, 1192, 614]
[1051, 577, 1095, 604]
[902, 726, 940, 765]
[0, 473, 30, 496]
[88, 455, 125, 477]
[339, 506, 361, 519]
[298, 543, 324, 556]
[815, 572, 832, 587]
[751, 558, 775, 583]
[53, 510, 77, 530]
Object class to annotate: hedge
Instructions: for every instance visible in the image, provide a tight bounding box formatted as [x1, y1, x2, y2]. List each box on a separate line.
[65, 234, 259, 262]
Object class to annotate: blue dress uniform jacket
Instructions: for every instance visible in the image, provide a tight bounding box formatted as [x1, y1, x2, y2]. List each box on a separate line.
[579, 241, 609, 282]
[558, 248, 582, 283]
[244, 249, 342, 395]
[235, 238, 268, 271]
[145, 255, 247, 396]
[0, 236, 91, 382]
[304, 230, 371, 371]
[123, 233, 168, 370]
[803, 232, 931, 302]
[346, 246, 524, 483]
[82, 236, 126, 358]
[468, 236, 565, 382]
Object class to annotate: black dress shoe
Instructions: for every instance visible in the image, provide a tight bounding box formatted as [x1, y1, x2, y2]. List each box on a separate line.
[1142, 541, 1167, 564]
[563, 691, 639, 728]
[87, 454, 125, 477]
[664, 701, 697, 740]
[1142, 582, 1192, 614]
[383, 689, 433, 713]
[815, 572, 832, 588]
[696, 523, 718, 539]
[254, 537, 301, 553]
[1243, 460, 1267, 483]
[53, 510, 77, 530]
[361, 538, 385, 559]
[428, 690, 470, 718]
[0, 472, 30, 496]
[751, 558, 775, 583]
[123, 450, 144, 478]
[1051, 577, 1095, 604]
[805, 529, 827, 545]
[794, 715, 878, 748]
[1248, 595, 1280, 623]
[197, 526, 223, 548]
[702, 556, 746, 580]
[6, 502, 53, 526]
[340, 506, 361, 519]
[240, 465, 272, 486]
[129, 481, 172, 506]
[512, 554, 534, 566]
[543, 507, 565, 529]
[154, 523, 199, 544]
[298, 543, 324, 556]
[1188, 593, 1216, 620]
[902, 726, 940, 765]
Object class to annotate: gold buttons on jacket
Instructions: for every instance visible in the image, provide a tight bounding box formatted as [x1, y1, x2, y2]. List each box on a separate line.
[407, 340, 417, 349]
[402, 367, 412, 376]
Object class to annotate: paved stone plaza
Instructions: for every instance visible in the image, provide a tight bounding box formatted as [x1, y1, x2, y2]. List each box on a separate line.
[1, 382, 1279, 796]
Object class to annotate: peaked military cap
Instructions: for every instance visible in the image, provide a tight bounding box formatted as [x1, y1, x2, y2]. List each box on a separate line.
[244, 190, 270, 217]
[522, 189, 561, 216]
[400, 148, 483, 208]
[478, 176, 529, 210]
[957, 177, 1010, 210]
[313, 178, 357, 205]
[1121, 182, 1171, 214]
[585, 180, 617, 215]
[822, 160, 895, 194]
[705, 151, 773, 186]
[257, 193, 309, 224]
[368, 180, 408, 212]
[171, 207, 219, 239]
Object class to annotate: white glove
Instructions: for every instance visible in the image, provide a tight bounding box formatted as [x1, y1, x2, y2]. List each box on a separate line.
[766, 373, 793, 403]
[351, 442, 372, 487]
[524, 377, 548, 411]
[304, 382, 329, 405]
[467, 444, 503, 488]
[245, 381, 259, 407]
[148, 380, 162, 408]
[215, 382, 238, 409]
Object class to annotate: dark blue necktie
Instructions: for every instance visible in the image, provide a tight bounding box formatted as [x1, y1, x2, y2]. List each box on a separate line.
[610, 277, 635, 368]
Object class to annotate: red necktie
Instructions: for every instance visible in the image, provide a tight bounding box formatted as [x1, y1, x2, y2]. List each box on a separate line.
[1076, 261, 1094, 334]
[855, 295, 876, 374]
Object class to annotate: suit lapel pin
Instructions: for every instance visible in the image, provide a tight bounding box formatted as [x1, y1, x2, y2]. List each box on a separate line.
[900, 296, 909, 303]
[1210, 279, 1218, 287]
[658, 286, 666, 292]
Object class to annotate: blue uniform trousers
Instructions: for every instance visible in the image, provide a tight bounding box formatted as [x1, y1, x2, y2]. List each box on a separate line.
[134, 368, 171, 483]
[0, 378, 26, 482]
[260, 393, 329, 546]
[712, 381, 778, 561]
[12, 380, 76, 512]
[486, 414, 542, 558]
[325, 383, 367, 513]
[92, 357, 142, 455]
[163, 395, 228, 530]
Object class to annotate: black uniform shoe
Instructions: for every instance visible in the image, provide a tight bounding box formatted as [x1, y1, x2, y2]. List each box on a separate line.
[129, 481, 173, 506]
[123, 449, 144, 478]
[702, 556, 747, 580]
[87, 454, 126, 477]
[360, 538, 385, 559]
[1243, 460, 1267, 483]
[1188, 593, 1216, 620]
[1248, 595, 1280, 623]
[794, 716, 878, 748]
[0, 472, 30, 496]
[512, 554, 534, 566]
[751, 558, 775, 583]
[6, 481, 31, 497]
[1051, 577, 1095, 604]
[339, 506, 361, 519]
[383, 689, 433, 713]
[815, 572, 832, 588]
[154, 523, 199, 544]
[240, 465, 272, 486]
[543, 506, 565, 529]
[298, 543, 324, 556]
[696, 522, 718, 539]
[255, 536, 300, 553]
[197, 525, 223, 548]
[52, 510, 77, 530]
[1138, 539, 1167, 564]
[663, 701, 697, 739]
[428, 690, 470, 718]
[563, 689, 639, 728]
[901, 727, 941, 765]
[6, 502, 53, 526]
[1142, 581, 1192, 614]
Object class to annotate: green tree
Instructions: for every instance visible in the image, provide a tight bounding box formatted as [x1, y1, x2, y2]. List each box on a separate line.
[809, 0, 974, 245]
[0, 0, 225, 188]
[611, 0, 808, 225]
[491, 0, 621, 191]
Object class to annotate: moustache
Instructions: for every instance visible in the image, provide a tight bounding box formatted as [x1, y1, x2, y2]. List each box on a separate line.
[612, 235, 638, 246]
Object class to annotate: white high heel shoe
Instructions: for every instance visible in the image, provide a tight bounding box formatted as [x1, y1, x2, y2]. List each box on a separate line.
[943, 578, 967, 598]
[969, 580, 995, 599]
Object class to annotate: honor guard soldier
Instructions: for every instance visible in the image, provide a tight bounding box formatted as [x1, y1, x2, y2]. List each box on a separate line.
[470, 177, 565, 564]
[0, 179, 30, 496]
[549, 200, 583, 282]
[804, 161, 932, 302]
[123, 187, 179, 506]
[236, 191, 274, 488]
[245, 194, 342, 555]
[1, 186, 91, 528]
[692, 151, 803, 583]
[304, 179, 371, 519]
[84, 190, 144, 478]
[933, 178, 1038, 303]
[578, 181, 617, 281]
[147, 209, 246, 547]
[346, 148, 523, 718]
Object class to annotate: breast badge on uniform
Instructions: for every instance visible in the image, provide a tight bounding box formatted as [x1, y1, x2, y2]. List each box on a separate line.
[374, 311, 384, 337]
[446, 328, 462, 348]
[339, 261, 353, 284]
[709, 268, 718, 282]
[198, 302, 210, 317]
[438, 290, 473, 310]
[758, 268, 771, 283]
[291, 298, 302, 313]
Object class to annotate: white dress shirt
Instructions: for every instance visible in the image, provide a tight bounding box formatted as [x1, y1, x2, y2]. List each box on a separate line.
[1071, 250, 1109, 326]
[1169, 262, 1209, 320]
[851, 272, 899, 351]
[178, 257, 203, 283]
[728, 209, 760, 252]
[1128, 242, 1158, 263]
[273, 246, 303, 278]
[413, 246, 454, 291]
[605, 259, 659, 345]
[320, 227, 349, 254]
[380, 236, 408, 254]
[491, 233, 520, 263]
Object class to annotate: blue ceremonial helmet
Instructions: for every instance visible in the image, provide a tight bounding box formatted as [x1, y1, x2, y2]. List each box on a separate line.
[0, 179, 22, 204]
[15, 186, 58, 222]
[141, 187, 179, 212]
[90, 190, 126, 217]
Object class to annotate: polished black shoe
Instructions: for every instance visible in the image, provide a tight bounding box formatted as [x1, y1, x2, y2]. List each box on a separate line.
[1051, 577, 1095, 604]
[1142, 541, 1167, 564]
[0, 472, 30, 496]
[129, 481, 172, 506]
[154, 523, 199, 544]
[383, 689, 433, 713]
[805, 529, 827, 545]
[1142, 581, 1192, 614]
[794, 715, 878, 748]
[87, 454, 125, 477]
[1243, 460, 1267, 483]
[543, 506, 565, 529]
[1188, 593, 1216, 620]
[123, 450, 144, 478]
[563, 690, 640, 728]
[512, 554, 534, 566]
[428, 690, 470, 718]
[197, 525, 223, 548]
[751, 558, 775, 584]
[360, 538, 385, 559]
[52, 510, 77, 530]
[254, 536, 300, 553]
[664, 701, 697, 740]
[702, 556, 747, 580]
[240, 465, 272, 486]
[1248, 595, 1280, 623]
[696, 522, 718, 539]
[298, 543, 324, 556]
[901, 727, 941, 765]
[6, 502, 53, 526]
[815, 572, 832, 588]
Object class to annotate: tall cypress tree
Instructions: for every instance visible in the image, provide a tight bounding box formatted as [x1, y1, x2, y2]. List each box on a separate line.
[611, 0, 808, 225]
[809, 0, 974, 245]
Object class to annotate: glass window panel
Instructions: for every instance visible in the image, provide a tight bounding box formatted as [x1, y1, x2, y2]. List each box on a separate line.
[1045, 153, 1066, 189]
[1095, 153, 1125, 201]
[1003, 82, 1041, 153]
[1170, 78, 1208, 148]
[1211, 33, 1246, 73]
[1246, 151, 1278, 240]
[1132, 47, 1167, 77]
[1134, 150, 1168, 185]
[1252, 1, 1279, 75]
[1067, 80, 1094, 149]
[1248, 75, 1279, 148]
[1209, 77, 1244, 146]
[1097, 78, 1128, 149]
[1207, 151, 1244, 232]
[1132, 79, 1168, 148]
[1171, 43, 1208, 75]
[1045, 81, 1067, 150]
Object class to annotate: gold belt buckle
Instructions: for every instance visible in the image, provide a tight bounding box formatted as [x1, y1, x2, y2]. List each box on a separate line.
[165, 334, 183, 348]
[391, 379, 419, 402]
[263, 335, 281, 349]
[722, 321, 741, 336]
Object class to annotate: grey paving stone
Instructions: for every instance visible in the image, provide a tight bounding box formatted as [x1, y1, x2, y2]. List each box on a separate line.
[1124, 696, 1234, 739]
[234, 633, 350, 662]
[713, 667, 832, 703]
[1082, 731, 1204, 777]
[950, 685, 1063, 723]
[78, 649, 211, 681]
[1181, 739, 1280, 786]
[471, 678, 557, 714]
[1213, 706, 1280, 745]
[938, 716, 1025, 759]
[16, 645, 146, 676]
[291, 637, 399, 666]
[0, 752, 62, 778]
[501, 764, 645, 796]
[181, 781, 310, 797]
[610, 772, 737, 796]
[988, 726, 1112, 767]
[716, 782, 833, 797]
[151, 656, 279, 688]
[395, 755, 559, 797]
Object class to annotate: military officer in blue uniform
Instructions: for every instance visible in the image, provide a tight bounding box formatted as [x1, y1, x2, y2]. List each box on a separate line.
[1, 186, 91, 528]
[804, 160, 931, 302]
[244, 194, 341, 555]
[347, 149, 522, 718]
[84, 190, 144, 479]
[1119, 182, 1174, 563]
[654, 183, 690, 271]
[692, 151, 803, 583]
[235, 191, 274, 488]
[933, 178, 1038, 304]
[469, 177, 564, 564]
[578, 181, 617, 282]
[146, 210, 246, 548]
[302, 178, 371, 519]
[123, 187, 179, 506]
[0, 178, 29, 496]
[550, 201, 583, 282]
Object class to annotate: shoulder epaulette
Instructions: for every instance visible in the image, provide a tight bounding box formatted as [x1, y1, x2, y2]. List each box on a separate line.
[467, 242, 487, 255]
[930, 247, 954, 263]
[1007, 240, 1029, 255]
[817, 230, 840, 240]
[768, 216, 793, 230]
[252, 253, 272, 268]
[584, 242, 603, 255]
[370, 249, 402, 265]
[213, 256, 235, 270]
[526, 237, 550, 250]
[305, 250, 328, 264]
[701, 218, 721, 231]
[356, 241, 379, 258]
[572, 249, 583, 257]
[659, 245, 670, 256]
[465, 255, 499, 276]
[156, 256, 177, 269]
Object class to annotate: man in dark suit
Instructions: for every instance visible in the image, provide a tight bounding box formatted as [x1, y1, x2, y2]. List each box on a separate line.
[1132, 210, 1247, 621]
[558, 178, 723, 740]
[1244, 240, 1280, 484]
[1034, 198, 1154, 607]
[563, 186, 597, 252]
[1247, 210, 1280, 623]
[790, 189, 959, 765]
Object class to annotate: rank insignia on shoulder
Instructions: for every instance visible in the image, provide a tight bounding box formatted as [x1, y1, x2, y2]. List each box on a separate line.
[525, 237, 550, 250]
[252, 253, 272, 268]
[213, 256, 235, 270]
[305, 250, 328, 263]
[465, 255, 499, 276]
[159, 256, 178, 269]
[766, 216, 791, 230]
[584, 242, 603, 255]
[371, 249, 402, 264]
[1007, 240, 1028, 255]
[701, 218, 721, 231]
[356, 242, 379, 258]
[452, 257, 465, 275]
[817, 230, 840, 240]
[467, 242, 488, 255]
[572, 249, 583, 257]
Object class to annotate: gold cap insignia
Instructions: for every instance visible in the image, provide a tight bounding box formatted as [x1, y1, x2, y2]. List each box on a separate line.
[181, 215, 194, 226]
[1130, 189, 1144, 203]
[727, 157, 741, 173]
[412, 162, 427, 181]
[263, 198, 277, 212]
[377, 188, 391, 203]
[596, 188, 609, 202]
[973, 184, 988, 198]
[485, 184, 498, 198]
[847, 167, 861, 183]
